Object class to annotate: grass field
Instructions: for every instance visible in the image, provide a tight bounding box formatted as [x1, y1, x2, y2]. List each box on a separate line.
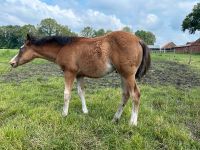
[0, 49, 200, 149]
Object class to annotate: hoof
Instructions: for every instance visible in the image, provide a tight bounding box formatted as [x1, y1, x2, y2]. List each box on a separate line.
[62, 111, 68, 117]
[112, 118, 119, 123]
[129, 121, 137, 126]
[83, 109, 88, 114]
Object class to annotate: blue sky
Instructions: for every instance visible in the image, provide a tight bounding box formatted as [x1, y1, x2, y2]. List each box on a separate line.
[0, 0, 199, 46]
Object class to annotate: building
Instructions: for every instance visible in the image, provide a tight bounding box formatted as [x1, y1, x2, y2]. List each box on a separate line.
[161, 42, 176, 50]
[175, 38, 200, 53]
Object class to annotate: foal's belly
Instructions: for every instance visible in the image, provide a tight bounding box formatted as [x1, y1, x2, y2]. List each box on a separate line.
[77, 61, 114, 78]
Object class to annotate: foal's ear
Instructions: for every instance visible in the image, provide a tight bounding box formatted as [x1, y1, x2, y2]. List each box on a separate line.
[26, 34, 33, 45]
[27, 34, 31, 41]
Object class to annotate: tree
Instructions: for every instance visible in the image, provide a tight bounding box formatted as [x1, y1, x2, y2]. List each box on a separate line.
[0, 25, 21, 48]
[94, 28, 105, 37]
[18, 24, 37, 45]
[37, 18, 77, 37]
[182, 3, 200, 34]
[135, 30, 156, 45]
[0, 18, 77, 49]
[0, 26, 7, 48]
[122, 26, 132, 32]
[80, 26, 95, 37]
[55, 25, 77, 36]
[105, 29, 112, 34]
[38, 18, 59, 36]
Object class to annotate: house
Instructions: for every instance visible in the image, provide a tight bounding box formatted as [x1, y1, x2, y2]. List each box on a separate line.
[161, 42, 176, 50]
[175, 38, 200, 53]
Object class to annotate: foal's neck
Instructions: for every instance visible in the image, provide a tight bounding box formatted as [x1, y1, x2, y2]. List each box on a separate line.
[33, 44, 62, 62]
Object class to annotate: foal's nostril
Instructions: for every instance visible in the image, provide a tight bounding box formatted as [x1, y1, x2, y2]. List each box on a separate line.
[9, 61, 13, 65]
[10, 62, 14, 66]
[9, 61, 17, 67]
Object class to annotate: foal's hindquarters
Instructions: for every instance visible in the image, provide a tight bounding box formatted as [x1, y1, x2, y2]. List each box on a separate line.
[109, 33, 143, 126]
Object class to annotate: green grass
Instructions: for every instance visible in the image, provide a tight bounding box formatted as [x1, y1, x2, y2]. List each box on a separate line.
[0, 49, 200, 149]
[151, 52, 200, 70]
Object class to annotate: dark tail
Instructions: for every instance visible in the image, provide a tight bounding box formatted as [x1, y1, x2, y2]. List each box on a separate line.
[136, 40, 151, 79]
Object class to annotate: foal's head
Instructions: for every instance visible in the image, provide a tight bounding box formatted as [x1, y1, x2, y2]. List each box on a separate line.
[9, 34, 36, 68]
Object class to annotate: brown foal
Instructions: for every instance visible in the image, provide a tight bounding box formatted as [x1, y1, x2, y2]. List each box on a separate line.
[9, 31, 150, 126]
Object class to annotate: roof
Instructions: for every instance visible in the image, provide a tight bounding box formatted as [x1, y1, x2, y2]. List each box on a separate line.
[161, 42, 176, 49]
[191, 38, 200, 45]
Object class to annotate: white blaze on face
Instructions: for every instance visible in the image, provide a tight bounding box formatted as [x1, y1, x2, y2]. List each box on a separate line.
[10, 54, 19, 64]
[9, 44, 25, 67]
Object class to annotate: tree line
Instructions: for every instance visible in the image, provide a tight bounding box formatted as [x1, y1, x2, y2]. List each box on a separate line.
[0, 18, 156, 49]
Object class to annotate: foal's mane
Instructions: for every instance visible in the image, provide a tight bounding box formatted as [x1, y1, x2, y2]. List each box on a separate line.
[30, 35, 79, 46]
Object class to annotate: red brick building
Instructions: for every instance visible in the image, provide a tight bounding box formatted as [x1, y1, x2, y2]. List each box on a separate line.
[175, 38, 200, 53]
[162, 42, 176, 49]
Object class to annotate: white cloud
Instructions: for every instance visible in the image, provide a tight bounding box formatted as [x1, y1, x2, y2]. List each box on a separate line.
[146, 14, 158, 25]
[0, 0, 127, 31]
[0, 12, 26, 25]
[0, 0, 82, 28]
[138, 14, 159, 30]
[81, 9, 127, 30]
[178, 1, 198, 12]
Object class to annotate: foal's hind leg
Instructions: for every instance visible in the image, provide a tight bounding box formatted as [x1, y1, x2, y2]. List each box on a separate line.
[126, 76, 141, 126]
[77, 77, 88, 114]
[112, 77, 130, 122]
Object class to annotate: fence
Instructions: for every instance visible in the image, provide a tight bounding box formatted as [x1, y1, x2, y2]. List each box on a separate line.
[150, 48, 175, 53]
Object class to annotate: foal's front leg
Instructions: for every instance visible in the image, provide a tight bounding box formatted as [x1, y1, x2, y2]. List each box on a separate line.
[62, 71, 76, 117]
[77, 77, 88, 114]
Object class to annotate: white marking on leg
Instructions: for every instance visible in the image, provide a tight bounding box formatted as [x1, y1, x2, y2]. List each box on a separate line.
[77, 78, 88, 114]
[113, 104, 124, 121]
[62, 86, 71, 116]
[129, 88, 140, 126]
[127, 77, 140, 126]
[130, 108, 138, 126]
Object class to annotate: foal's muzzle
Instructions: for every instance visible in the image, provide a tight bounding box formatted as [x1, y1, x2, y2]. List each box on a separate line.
[9, 54, 19, 68]
[9, 60, 18, 68]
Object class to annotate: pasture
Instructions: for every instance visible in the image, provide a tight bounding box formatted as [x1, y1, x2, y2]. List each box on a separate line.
[0, 49, 200, 149]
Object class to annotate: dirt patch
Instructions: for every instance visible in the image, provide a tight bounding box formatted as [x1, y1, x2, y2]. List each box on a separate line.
[0, 63, 62, 83]
[186, 117, 200, 142]
[140, 61, 200, 88]
[1, 60, 200, 89]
